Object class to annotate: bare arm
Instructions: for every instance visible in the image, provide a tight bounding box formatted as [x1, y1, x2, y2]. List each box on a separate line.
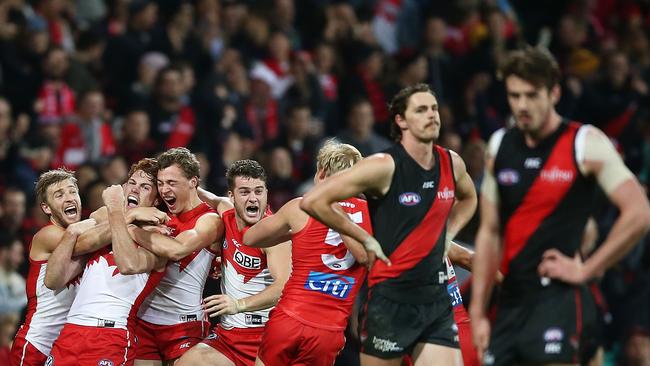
[447, 151, 478, 240]
[198, 187, 233, 214]
[448, 241, 474, 271]
[301, 154, 393, 245]
[74, 222, 111, 255]
[131, 213, 223, 261]
[44, 219, 96, 290]
[243, 199, 295, 248]
[103, 185, 164, 274]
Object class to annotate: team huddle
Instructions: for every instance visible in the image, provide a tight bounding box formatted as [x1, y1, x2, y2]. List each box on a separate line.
[9, 47, 650, 366]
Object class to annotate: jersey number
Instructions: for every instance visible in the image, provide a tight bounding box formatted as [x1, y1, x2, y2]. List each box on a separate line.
[322, 211, 362, 271]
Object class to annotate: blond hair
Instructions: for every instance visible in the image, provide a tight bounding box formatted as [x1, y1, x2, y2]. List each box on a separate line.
[316, 139, 362, 177]
[35, 168, 77, 205]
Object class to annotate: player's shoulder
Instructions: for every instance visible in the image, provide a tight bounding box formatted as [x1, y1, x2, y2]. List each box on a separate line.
[33, 223, 65, 244]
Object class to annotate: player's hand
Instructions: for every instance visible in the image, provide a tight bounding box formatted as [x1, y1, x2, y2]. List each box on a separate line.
[537, 249, 586, 285]
[209, 256, 222, 280]
[102, 185, 125, 210]
[66, 218, 97, 236]
[203, 294, 245, 317]
[362, 236, 391, 267]
[127, 207, 171, 225]
[140, 224, 172, 236]
[89, 206, 108, 223]
[470, 312, 491, 362]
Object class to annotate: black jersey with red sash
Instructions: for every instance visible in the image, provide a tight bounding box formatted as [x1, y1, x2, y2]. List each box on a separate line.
[494, 120, 597, 301]
[367, 144, 456, 304]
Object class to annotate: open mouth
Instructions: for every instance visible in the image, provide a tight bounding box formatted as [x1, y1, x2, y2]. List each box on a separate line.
[127, 194, 139, 208]
[245, 205, 259, 217]
[63, 205, 78, 218]
[163, 196, 177, 208]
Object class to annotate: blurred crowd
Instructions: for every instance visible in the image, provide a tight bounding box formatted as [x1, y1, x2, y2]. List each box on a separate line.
[1, 0, 649, 363]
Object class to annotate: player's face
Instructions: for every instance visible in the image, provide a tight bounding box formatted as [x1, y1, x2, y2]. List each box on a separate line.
[506, 75, 557, 135]
[42, 178, 81, 227]
[229, 176, 268, 227]
[399, 92, 441, 142]
[157, 164, 197, 215]
[123, 170, 158, 209]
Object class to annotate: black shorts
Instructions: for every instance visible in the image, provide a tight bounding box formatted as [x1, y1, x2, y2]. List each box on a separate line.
[484, 285, 598, 366]
[359, 290, 458, 359]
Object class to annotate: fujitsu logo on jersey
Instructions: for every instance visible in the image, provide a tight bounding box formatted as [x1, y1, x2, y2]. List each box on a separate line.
[234, 249, 261, 269]
[437, 187, 455, 200]
[337, 201, 356, 208]
[305, 271, 355, 299]
[540, 166, 574, 183]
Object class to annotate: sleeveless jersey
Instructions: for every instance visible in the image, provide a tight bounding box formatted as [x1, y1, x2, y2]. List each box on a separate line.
[277, 197, 372, 331]
[220, 208, 273, 329]
[19, 257, 79, 355]
[493, 121, 596, 299]
[138, 202, 217, 325]
[67, 247, 164, 330]
[367, 144, 456, 304]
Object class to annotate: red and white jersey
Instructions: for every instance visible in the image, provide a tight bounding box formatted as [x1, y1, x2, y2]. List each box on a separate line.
[19, 258, 79, 355]
[138, 203, 218, 325]
[67, 247, 164, 330]
[277, 197, 372, 331]
[220, 208, 273, 329]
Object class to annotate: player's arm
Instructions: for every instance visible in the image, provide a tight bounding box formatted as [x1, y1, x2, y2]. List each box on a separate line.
[103, 185, 166, 274]
[243, 199, 295, 248]
[301, 154, 393, 261]
[198, 187, 233, 214]
[539, 127, 650, 283]
[131, 213, 223, 261]
[448, 241, 474, 271]
[204, 241, 292, 317]
[447, 151, 478, 241]
[44, 219, 97, 290]
[469, 143, 502, 358]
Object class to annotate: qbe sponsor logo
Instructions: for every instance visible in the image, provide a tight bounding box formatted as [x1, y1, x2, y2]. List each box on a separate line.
[234, 249, 261, 269]
[399, 192, 421, 206]
[305, 271, 355, 299]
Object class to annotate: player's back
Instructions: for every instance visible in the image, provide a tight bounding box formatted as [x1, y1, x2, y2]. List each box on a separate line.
[278, 197, 371, 331]
[138, 203, 217, 325]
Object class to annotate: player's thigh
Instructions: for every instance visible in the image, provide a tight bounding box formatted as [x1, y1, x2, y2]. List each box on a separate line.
[135, 360, 163, 366]
[174, 343, 235, 366]
[413, 343, 462, 366]
[359, 352, 402, 366]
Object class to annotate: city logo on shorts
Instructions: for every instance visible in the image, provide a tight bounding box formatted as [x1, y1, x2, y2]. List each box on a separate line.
[305, 271, 355, 299]
[497, 169, 519, 185]
[98, 360, 114, 366]
[399, 192, 421, 206]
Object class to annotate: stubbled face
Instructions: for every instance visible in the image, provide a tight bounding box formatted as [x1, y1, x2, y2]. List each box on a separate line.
[399, 92, 441, 142]
[505, 75, 557, 136]
[42, 178, 81, 227]
[229, 176, 267, 227]
[124, 170, 158, 209]
[157, 164, 196, 215]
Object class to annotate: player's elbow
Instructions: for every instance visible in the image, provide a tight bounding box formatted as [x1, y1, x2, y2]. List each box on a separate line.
[43, 276, 63, 291]
[166, 248, 187, 262]
[299, 194, 318, 216]
[638, 204, 650, 234]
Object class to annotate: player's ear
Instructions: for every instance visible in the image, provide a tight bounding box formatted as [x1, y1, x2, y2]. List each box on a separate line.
[190, 176, 198, 189]
[41, 202, 51, 215]
[395, 114, 408, 130]
[550, 84, 561, 104]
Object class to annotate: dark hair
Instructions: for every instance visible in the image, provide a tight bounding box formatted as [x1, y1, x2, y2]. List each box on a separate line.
[35, 168, 78, 205]
[388, 83, 435, 141]
[157, 147, 200, 179]
[498, 47, 561, 91]
[127, 158, 160, 184]
[226, 160, 267, 190]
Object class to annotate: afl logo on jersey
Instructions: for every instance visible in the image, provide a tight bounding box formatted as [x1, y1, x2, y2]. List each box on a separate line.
[399, 192, 421, 206]
[497, 169, 519, 185]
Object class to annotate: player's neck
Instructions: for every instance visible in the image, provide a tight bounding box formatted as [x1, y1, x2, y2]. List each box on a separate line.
[401, 136, 435, 170]
[523, 111, 562, 148]
[178, 191, 202, 215]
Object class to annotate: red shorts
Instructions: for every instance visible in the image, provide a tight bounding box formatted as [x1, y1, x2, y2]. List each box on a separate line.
[49, 323, 136, 366]
[10, 329, 47, 366]
[201, 325, 264, 366]
[258, 309, 346, 366]
[135, 318, 209, 361]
